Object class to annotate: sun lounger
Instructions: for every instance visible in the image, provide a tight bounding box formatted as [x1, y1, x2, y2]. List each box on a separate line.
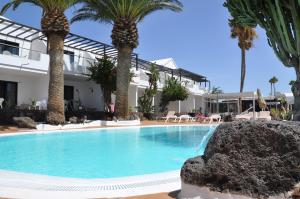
[208, 114, 222, 123]
[177, 115, 194, 123]
[160, 111, 178, 122]
[235, 112, 256, 120]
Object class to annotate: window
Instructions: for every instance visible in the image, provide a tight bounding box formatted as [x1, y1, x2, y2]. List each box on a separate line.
[64, 50, 75, 65]
[0, 80, 18, 108]
[0, 39, 19, 56]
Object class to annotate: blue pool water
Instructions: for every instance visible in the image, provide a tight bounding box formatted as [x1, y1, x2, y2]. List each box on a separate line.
[0, 126, 216, 179]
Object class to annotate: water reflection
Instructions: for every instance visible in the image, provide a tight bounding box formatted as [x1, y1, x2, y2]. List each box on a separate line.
[140, 126, 216, 149]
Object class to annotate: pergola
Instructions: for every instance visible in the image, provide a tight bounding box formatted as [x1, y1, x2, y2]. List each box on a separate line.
[0, 17, 209, 85]
[203, 92, 257, 118]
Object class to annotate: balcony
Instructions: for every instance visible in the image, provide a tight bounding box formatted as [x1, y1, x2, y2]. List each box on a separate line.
[0, 44, 49, 73]
[0, 42, 94, 75]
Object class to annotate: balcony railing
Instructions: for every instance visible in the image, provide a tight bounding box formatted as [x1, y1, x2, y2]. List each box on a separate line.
[0, 43, 209, 93]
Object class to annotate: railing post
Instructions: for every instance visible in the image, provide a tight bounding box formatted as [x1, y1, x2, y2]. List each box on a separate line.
[135, 54, 138, 71]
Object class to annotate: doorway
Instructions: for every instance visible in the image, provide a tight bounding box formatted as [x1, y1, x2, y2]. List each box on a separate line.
[0, 80, 18, 108]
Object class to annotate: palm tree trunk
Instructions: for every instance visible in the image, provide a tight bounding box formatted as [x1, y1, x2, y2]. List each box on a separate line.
[115, 46, 132, 119]
[270, 83, 273, 96]
[240, 48, 246, 93]
[46, 33, 65, 124]
[103, 87, 112, 110]
[274, 83, 276, 96]
[293, 68, 300, 121]
[239, 48, 246, 113]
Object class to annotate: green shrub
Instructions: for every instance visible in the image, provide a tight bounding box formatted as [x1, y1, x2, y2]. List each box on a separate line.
[138, 65, 159, 119]
[160, 77, 189, 111]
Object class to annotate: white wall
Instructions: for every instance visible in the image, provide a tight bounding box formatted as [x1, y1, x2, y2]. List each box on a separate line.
[168, 101, 180, 113]
[64, 79, 104, 111]
[0, 69, 49, 106]
[181, 95, 195, 113]
[128, 85, 138, 112]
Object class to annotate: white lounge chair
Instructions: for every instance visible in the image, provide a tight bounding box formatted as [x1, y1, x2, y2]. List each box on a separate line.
[0, 98, 4, 109]
[208, 114, 222, 123]
[235, 112, 254, 120]
[161, 111, 178, 122]
[257, 111, 271, 121]
[177, 115, 194, 123]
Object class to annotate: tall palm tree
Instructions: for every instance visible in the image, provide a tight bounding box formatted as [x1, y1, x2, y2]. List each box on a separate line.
[230, 22, 257, 94]
[269, 76, 278, 97]
[71, 0, 183, 119]
[269, 78, 273, 96]
[1, 0, 80, 124]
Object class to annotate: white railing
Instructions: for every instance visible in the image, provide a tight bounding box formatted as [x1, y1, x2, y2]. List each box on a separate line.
[0, 43, 208, 89]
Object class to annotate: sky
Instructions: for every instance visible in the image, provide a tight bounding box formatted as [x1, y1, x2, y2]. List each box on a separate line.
[0, 0, 295, 95]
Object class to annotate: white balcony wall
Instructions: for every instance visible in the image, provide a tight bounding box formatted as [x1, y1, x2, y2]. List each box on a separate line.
[0, 53, 49, 72]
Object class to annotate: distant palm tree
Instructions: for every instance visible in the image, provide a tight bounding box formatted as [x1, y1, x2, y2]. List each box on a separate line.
[230, 23, 257, 93]
[71, 0, 183, 118]
[269, 76, 279, 96]
[211, 86, 223, 94]
[1, 0, 80, 124]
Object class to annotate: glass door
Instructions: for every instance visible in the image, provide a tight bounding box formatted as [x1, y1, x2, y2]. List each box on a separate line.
[0, 80, 18, 109]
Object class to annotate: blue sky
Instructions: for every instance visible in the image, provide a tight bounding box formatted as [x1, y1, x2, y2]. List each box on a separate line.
[0, 0, 295, 94]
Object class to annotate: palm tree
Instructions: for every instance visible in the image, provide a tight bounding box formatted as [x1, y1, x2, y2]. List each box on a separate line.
[1, 0, 80, 124]
[230, 22, 257, 94]
[269, 76, 279, 97]
[269, 78, 273, 96]
[71, 0, 183, 119]
[211, 86, 223, 94]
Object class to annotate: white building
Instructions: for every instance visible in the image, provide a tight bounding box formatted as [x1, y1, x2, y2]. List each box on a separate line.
[0, 17, 210, 114]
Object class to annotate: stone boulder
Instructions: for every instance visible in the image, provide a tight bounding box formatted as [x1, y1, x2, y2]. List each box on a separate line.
[13, 117, 37, 129]
[181, 121, 300, 198]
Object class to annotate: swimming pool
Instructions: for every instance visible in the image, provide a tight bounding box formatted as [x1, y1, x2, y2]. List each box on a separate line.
[0, 125, 216, 179]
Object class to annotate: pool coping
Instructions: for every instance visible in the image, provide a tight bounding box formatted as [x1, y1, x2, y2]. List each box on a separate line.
[0, 124, 218, 198]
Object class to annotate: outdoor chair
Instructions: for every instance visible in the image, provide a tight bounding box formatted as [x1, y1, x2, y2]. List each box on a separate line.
[208, 114, 222, 124]
[160, 111, 178, 122]
[235, 112, 257, 121]
[177, 114, 194, 123]
[195, 113, 210, 123]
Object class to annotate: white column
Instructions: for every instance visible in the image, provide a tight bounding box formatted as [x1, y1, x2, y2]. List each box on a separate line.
[135, 86, 138, 112]
[178, 101, 181, 113]
[152, 97, 155, 106]
[193, 96, 196, 110]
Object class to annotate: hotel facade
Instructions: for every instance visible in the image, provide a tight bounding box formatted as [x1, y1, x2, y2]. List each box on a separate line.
[0, 16, 210, 115]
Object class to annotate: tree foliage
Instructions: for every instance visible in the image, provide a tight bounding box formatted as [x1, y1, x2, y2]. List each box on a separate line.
[138, 64, 159, 116]
[88, 56, 117, 105]
[224, 0, 300, 120]
[160, 77, 188, 111]
[71, 0, 183, 118]
[211, 86, 223, 94]
[224, 0, 300, 69]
